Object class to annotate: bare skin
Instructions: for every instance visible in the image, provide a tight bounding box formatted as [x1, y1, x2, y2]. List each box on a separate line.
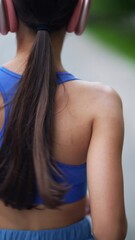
[0, 22, 127, 238]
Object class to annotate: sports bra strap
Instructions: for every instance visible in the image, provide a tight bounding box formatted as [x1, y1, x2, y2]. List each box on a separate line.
[0, 66, 80, 85]
[56, 72, 80, 84]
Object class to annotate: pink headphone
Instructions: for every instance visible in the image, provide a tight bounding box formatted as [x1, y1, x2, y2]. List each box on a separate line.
[0, 0, 91, 35]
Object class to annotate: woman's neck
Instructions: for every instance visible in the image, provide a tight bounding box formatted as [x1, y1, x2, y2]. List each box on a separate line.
[14, 22, 66, 73]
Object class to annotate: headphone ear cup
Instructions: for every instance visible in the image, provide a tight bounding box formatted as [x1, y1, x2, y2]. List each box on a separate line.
[67, 0, 91, 35]
[4, 0, 18, 33]
[67, 0, 84, 33]
[0, 0, 9, 35]
[75, 0, 91, 35]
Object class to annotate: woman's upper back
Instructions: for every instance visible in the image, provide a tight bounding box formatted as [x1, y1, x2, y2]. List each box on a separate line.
[0, 64, 92, 165]
[0, 61, 104, 164]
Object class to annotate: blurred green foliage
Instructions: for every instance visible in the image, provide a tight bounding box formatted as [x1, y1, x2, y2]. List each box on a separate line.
[91, 0, 135, 15]
[87, 0, 135, 61]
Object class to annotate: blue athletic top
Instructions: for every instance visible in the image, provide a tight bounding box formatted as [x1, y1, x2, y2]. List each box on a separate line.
[0, 66, 87, 205]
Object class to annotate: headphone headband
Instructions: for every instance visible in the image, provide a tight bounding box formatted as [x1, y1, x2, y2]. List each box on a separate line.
[0, 0, 91, 35]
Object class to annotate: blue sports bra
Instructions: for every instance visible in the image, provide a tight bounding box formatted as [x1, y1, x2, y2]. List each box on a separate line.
[0, 66, 87, 205]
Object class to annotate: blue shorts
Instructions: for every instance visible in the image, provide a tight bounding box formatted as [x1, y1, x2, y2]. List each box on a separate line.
[0, 217, 94, 240]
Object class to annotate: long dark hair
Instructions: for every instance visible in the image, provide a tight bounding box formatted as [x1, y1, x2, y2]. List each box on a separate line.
[0, 0, 78, 210]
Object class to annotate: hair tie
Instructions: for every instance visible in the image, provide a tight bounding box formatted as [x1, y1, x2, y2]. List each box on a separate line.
[36, 24, 50, 32]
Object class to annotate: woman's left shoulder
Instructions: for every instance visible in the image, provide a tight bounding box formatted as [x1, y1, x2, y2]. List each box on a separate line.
[72, 80, 123, 110]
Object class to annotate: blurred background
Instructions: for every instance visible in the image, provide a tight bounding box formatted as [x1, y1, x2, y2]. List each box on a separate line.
[0, 0, 135, 239]
[89, 0, 135, 61]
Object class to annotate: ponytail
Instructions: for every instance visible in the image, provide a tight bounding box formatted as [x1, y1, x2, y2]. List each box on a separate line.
[0, 31, 67, 210]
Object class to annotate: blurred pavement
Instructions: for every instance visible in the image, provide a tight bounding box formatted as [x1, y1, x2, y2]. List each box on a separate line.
[0, 32, 135, 239]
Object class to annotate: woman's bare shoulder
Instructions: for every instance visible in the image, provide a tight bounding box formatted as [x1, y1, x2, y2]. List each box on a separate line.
[67, 80, 123, 118]
[67, 79, 121, 100]
[77, 80, 121, 101]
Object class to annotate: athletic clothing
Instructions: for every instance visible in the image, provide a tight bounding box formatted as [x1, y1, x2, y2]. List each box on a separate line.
[0, 66, 87, 205]
[0, 217, 94, 240]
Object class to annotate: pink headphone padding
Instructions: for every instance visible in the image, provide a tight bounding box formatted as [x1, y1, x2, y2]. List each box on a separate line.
[67, 0, 84, 33]
[4, 0, 18, 32]
[0, 0, 8, 35]
[75, 0, 91, 35]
